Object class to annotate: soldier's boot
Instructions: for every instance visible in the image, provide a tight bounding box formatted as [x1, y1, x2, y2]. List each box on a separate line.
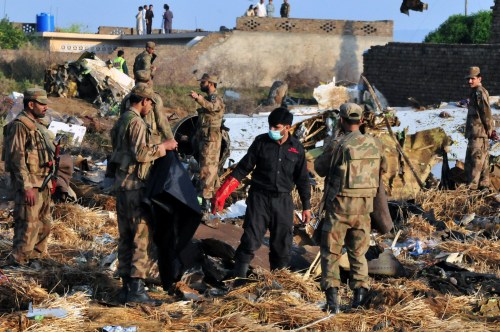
[478, 185, 491, 194]
[201, 198, 220, 229]
[232, 261, 249, 287]
[27, 259, 43, 270]
[351, 287, 368, 309]
[127, 278, 160, 305]
[118, 276, 130, 304]
[324, 287, 340, 314]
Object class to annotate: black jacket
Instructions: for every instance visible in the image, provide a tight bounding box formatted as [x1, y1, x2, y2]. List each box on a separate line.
[232, 133, 311, 210]
[143, 151, 201, 288]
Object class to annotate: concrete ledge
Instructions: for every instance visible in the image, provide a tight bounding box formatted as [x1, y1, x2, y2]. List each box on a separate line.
[34, 31, 212, 53]
[236, 17, 393, 37]
[36, 32, 122, 40]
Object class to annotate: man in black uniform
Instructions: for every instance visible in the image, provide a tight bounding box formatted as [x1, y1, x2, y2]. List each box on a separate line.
[212, 107, 311, 281]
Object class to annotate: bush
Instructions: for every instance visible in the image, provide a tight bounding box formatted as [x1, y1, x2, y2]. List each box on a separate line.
[156, 85, 198, 114]
[0, 71, 21, 95]
[424, 11, 491, 44]
[1, 48, 46, 83]
[56, 24, 89, 33]
[0, 18, 28, 49]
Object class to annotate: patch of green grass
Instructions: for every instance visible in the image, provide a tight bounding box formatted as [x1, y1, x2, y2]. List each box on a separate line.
[0, 71, 35, 95]
[156, 85, 198, 113]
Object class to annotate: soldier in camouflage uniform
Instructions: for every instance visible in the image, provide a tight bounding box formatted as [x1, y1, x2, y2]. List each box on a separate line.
[133, 41, 156, 84]
[464, 66, 495, 190]
[3, 89, 54, 267]
[189, 73, 225, 222]
[120, 86, 174, 145]
[314, 103, 385, 313]
[110, 84, 177, 304]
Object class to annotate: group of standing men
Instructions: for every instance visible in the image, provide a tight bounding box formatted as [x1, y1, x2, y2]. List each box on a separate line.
[135, 4, 155, 35]
[135, 4, 173, 35]
[246, 0, 290, 18]
[2, 56, 495, 311]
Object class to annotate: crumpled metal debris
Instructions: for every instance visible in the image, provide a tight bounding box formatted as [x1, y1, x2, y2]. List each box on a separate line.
[400, 0, 428, 16]
[421, 261, 500, 296]
[290, 108, 448, 199]
[266, 81, 288, 106]
[44, 52, 134, 116]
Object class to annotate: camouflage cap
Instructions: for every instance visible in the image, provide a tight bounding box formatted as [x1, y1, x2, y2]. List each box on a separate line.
[465, 66, 480, 79]
[197, 73, 219, 84]
[23, 88, 50, 104]
[339, 103, 362, 121]
[131, 83, 156, 103]
[146, 41, 155, 49]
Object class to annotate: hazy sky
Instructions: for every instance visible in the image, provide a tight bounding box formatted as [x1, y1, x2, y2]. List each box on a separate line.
[3, 0, 494, 42]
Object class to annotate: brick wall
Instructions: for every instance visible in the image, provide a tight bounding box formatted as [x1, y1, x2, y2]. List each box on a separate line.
[236, 17, 392, 37]
[363, 42, 500, 106]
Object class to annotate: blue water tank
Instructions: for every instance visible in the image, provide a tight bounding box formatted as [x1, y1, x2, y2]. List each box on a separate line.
[36, 13, 55, 32]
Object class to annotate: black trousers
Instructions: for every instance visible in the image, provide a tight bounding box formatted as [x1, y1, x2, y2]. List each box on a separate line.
[234, 189, 294, 270]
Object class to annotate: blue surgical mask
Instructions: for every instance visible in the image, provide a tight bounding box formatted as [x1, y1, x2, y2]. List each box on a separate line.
[268, 129, 284, 141]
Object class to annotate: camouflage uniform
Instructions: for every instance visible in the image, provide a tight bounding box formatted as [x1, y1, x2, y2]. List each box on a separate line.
[193, 91, 225, 199]
[120, 89, 174, 144]
[133, 43, 155, 84]
[315, 129, 383, 290]
[3, 89, 54, 264]
[465, 83, 493, 189]
[110, 104, 166, 279]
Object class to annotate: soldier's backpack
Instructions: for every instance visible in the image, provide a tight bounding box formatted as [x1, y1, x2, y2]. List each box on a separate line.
[1, 116, 38, 173]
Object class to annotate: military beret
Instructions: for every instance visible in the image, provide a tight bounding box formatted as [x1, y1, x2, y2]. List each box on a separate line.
[465, 66, 480, 79]
[339, 103, 363, 121]
[197, 73, 219, 84]
[131, 83, 156, 104]
[146, 41, 156, 49]
[24, 88, 50, 104]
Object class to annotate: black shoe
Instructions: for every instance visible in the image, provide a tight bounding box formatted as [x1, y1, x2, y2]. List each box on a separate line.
[127, 278, 160, 305]
[232, 261, 249, 287]
[323, 287, 340, 314]
[118, 276, 130, 304]
[351, 287, 368, 308]
[478, 186, 491, 194]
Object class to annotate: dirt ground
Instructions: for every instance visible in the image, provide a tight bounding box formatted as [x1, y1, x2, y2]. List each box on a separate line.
[0, 96, 499, 331]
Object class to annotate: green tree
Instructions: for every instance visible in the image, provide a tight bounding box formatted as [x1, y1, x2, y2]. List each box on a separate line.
[0, 17, 28, 49]
[424, 10, 492, 44]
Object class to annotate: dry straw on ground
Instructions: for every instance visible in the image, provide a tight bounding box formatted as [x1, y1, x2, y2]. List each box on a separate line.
[24, 292, 90, 332]
[416, 186, 497, 222]
[1, 184, 499, 332]
[438, 238, 500, 268]
[50, 203, 118, 255]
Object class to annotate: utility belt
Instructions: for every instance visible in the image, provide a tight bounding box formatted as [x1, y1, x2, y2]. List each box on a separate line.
[250, 187, 291, 198]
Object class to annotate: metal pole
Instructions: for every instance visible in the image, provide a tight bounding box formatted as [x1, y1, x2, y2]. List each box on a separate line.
[3, 0, 6, 17]
[465, 0, 468, 16]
